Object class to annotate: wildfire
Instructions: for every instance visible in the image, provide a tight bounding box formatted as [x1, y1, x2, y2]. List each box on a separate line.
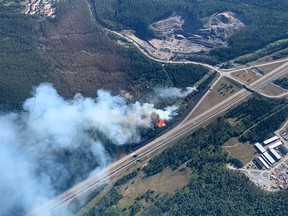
[157, 119, 166, 127]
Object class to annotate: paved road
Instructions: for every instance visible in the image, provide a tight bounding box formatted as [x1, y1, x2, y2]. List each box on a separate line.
[26, 58, 288, 216]
[109, 26, 288, 75]
[112, 26, 288, 101]
[26, 6, 288, 214]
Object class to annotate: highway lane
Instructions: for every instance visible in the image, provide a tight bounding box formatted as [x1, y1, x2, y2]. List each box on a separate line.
[26, 57, 288, 216]
[182, 60, 288, 126]
[26, 8, 288, 214]
[27, 92, 251, 216]
[221, 58, 288, 73]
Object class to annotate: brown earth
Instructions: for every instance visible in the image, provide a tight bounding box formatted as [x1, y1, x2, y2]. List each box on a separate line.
[124, 12, 245, 60]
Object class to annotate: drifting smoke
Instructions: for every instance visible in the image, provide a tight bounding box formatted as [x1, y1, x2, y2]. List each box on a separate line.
[0, 83, 177, 216]
[154, 87, 197, 100]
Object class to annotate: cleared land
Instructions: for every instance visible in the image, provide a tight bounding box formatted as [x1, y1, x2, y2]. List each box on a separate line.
[121, 12, 244, 61]
[117, 167, 191, 210]
[259, 82, 287, 97]
[258, 62, 286, 74]
[190, 77, 242, 118]
[224, 140, 257, 164]
[231, 69, 260, 85]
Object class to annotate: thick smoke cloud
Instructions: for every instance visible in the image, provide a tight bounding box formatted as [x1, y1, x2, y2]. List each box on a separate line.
[0, 83, 177, 215]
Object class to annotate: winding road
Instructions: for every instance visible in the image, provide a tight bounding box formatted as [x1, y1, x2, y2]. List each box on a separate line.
[26, 55, 288, 216]
[26, 2, 288, 215]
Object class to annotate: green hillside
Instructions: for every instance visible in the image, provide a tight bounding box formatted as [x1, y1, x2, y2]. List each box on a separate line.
[94, 0, 288, 63]
[0, 0, 209, 107]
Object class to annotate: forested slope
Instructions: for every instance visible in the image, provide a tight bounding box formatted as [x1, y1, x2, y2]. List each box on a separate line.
[94, 0, 288, 63]
[0, 0, 210, 107]
[83, 96, 288, 216]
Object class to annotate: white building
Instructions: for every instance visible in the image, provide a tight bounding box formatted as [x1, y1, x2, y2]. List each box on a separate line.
[255, 142, 266, 153]
[269, 149, 281, 161]
[258, 156, 270, 169]
[268, 140, 283, 150]
[263, 136, 279, 146]
[263, 151, 276, 165]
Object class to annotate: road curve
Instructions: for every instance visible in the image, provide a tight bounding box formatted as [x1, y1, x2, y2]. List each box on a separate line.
[25, 60, 288, 216]
[26, 3, 288, 214]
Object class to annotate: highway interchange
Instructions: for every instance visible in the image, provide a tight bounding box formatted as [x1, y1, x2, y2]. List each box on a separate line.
[26, 55, 288, 215]
[25, 22, 288, 215]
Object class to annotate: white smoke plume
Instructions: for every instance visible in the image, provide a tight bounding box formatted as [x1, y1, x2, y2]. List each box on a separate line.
[154, 87, 197, 100]
[0, 83, 177, 216]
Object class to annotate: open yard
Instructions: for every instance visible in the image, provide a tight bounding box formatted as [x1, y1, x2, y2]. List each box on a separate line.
[224, 140, 258, 164]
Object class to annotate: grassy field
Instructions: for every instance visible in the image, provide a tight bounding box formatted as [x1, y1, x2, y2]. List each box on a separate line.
[258, 62, 286, 74]
[259, 83, 287, 96]
[231, 69, 260, 85]
[224, 140, 257, 164]
[191, 77, 242, 118]
[73, 163, 191, 216]
[116, 167, 191, 212]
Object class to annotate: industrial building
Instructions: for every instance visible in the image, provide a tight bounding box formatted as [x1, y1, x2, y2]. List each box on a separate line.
[252, 135, 288, 170]
[255, 142, 266, 153]
[269, 149, 281, 161]
[278, 145, 288, 156]
[258, 156, 270, 169]
[253, 158, 264, 170]
[263, 151, 276, 165]
[263, 136, 279, 146]
[268, 140, 283, 149]
[260, 155, 271, 166]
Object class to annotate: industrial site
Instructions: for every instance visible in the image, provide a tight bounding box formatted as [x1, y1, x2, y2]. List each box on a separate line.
[242, 124, 288, 191]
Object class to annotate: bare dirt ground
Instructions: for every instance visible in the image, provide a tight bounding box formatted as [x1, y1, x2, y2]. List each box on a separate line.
[23, 0, 57, 17]
[122, 12, 244, 60]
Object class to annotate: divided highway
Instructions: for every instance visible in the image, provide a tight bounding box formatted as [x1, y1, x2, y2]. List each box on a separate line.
[26, 58, 288, 216]
[26, 5, 288, 213]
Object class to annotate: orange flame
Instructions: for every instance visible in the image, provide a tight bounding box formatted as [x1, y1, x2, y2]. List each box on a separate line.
[157, 119, 166, 127]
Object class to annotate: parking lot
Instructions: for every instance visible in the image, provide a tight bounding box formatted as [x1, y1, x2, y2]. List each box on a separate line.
[242, 156, 288, 191]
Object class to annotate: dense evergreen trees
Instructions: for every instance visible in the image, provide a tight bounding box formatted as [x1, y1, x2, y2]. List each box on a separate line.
[84, 96, 288, 216]
[0, 3, 52, 107]
[95, 0, 288, 63]
[0, 1, 212, 107]
[164, 64, 209, 88]
[273, 76, 288, 90]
